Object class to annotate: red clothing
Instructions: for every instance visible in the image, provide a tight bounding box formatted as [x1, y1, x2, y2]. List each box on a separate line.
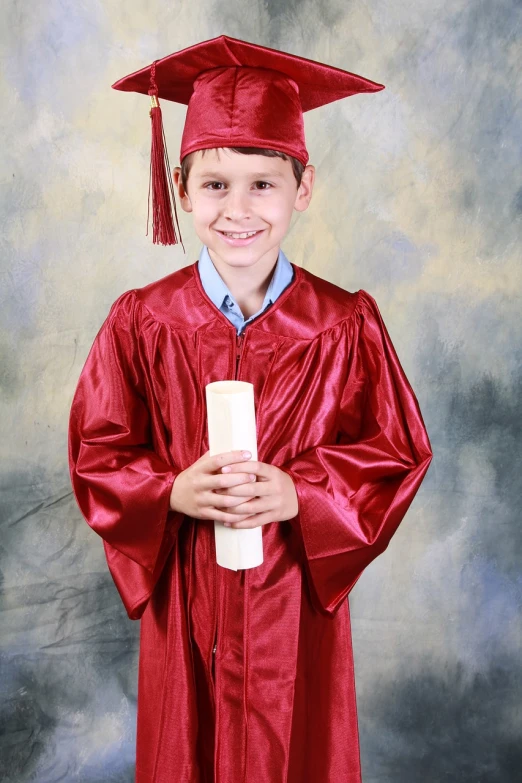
[68, 261, 432, 783]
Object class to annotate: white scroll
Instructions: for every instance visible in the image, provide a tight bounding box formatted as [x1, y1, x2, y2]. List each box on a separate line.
[205, 380, 264, 571]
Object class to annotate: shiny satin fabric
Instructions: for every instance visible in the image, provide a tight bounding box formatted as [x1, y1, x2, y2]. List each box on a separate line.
[180, 65, 308, 167]
[68, 262, 433, 783]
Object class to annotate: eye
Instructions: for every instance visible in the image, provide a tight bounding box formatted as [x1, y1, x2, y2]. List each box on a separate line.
[203, 180, 272, 191]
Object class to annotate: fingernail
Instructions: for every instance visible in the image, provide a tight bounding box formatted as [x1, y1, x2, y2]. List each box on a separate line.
[249, 474, 256, 481]
[222, 466, 231, 473]
[242, 451, 251, 459]
[224, 522, 231, 527]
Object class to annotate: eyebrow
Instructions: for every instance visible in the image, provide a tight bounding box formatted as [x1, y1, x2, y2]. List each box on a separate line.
[194, 171, 285, 180]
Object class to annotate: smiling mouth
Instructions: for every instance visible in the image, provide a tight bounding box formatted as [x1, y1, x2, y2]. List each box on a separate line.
[216, 229, 264, 239]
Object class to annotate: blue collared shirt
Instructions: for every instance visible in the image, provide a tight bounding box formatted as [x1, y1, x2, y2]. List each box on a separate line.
[197, 245, 295, 335]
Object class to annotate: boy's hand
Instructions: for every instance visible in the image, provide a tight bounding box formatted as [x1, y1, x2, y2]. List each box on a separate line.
[170, 449, 270, 525]
[213, 453, 299, 529]
[169, 449, 299, 529]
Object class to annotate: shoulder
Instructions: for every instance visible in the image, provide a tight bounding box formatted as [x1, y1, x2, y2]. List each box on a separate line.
[106, 263, 206, 329]
[298, 266, 380, 326]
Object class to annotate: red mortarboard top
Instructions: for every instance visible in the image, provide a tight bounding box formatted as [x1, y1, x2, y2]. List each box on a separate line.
[112, 35, 385, 248]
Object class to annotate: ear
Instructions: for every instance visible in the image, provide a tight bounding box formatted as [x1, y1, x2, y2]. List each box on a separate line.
[294, 164, 315, 213]
[173, 167, 193, 213]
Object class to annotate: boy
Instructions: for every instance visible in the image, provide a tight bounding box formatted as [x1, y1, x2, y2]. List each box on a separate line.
[68, 35, 433, 783]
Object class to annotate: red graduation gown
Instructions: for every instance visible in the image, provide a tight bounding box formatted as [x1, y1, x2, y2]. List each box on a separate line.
[68, 261, 432, 783]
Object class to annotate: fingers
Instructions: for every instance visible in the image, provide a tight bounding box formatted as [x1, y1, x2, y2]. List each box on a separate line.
[208, 489, 251, 510]
[202, 504, 260, 524]
[213, 471, 257, 491]
[225, 511, 272, 529]
[205, 489, 263, 523]
[209, 449, 253, 471]
[205, 451, 258, 493]
[196, 451, 263, 524]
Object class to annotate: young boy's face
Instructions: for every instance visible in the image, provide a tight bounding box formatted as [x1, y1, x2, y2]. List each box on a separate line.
[173, 148, 314, 270]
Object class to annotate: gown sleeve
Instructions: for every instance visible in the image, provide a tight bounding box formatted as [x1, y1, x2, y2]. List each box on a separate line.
[279, 289, 433, 617]
[68, 289, 185, 620]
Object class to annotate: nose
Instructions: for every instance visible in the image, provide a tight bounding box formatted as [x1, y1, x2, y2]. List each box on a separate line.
[223, 187, 250, 222]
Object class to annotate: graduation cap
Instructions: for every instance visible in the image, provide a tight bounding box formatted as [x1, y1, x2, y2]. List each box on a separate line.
[112, 34, 385, 248]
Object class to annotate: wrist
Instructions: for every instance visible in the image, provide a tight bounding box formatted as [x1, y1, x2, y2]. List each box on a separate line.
[169, 473, 181, 512]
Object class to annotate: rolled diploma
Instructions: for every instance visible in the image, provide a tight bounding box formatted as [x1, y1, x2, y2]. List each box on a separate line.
[205, 380, 264, 571]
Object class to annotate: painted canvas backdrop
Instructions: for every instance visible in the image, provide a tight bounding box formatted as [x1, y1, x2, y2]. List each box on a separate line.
[1, 1, 521, 780]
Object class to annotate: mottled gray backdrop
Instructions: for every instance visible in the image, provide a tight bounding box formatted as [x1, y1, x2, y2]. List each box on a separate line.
[1, 0, 521, 781]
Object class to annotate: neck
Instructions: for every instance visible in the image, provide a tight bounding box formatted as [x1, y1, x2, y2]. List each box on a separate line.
[207, 246, 279, 309]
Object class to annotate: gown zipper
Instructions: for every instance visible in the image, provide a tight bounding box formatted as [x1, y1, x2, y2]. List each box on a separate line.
[210, 328, 246, 681]
[236, 331, 245, 376]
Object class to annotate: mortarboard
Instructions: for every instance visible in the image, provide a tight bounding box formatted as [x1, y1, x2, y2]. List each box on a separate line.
[112, 35, 385, 248]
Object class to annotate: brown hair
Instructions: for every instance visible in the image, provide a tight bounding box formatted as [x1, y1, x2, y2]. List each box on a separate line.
[180, 147, 305, 192]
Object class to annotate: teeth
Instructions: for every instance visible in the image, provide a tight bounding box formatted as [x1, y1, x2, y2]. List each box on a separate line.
[222, 230, 259, 239]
